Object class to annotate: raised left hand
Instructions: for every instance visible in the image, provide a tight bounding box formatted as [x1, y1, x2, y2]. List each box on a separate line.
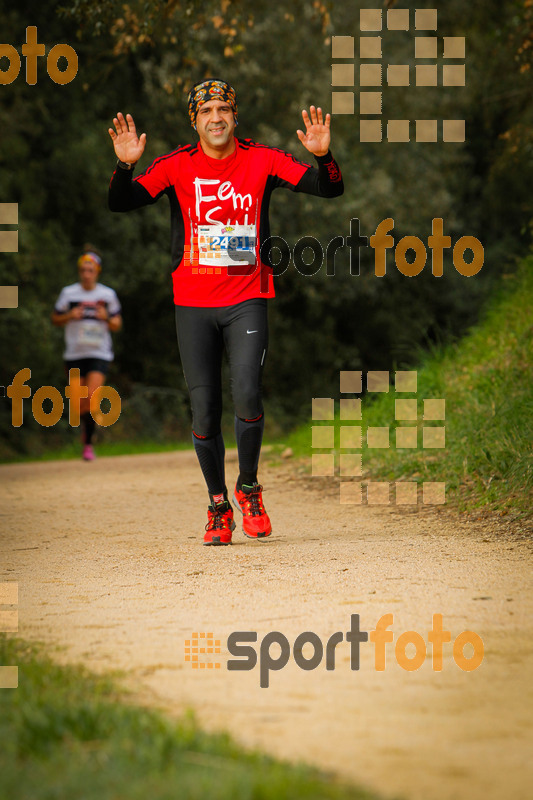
[296, 106, 331, 157]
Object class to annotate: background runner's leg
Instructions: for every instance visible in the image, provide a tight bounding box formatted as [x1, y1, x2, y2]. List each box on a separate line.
[223, 299, 268, 489]
[82, 371, 106, 444]
[82, 412, 96, 445]
[175, 306, 227, 500]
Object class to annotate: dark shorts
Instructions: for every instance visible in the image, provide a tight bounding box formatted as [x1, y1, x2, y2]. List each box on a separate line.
[64, 358, 111, 378]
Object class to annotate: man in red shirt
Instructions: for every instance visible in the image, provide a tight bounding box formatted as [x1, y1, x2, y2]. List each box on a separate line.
[108, 78, 343, 545]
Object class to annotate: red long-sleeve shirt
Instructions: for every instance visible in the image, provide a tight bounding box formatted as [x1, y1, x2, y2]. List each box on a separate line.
[109, 137, 343, 306]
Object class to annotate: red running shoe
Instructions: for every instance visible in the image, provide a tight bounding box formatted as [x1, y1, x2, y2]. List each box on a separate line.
[232, 482, 272, 539]
[203, 501, 235, 546]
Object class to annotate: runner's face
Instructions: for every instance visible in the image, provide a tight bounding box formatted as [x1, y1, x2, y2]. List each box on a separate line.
[78, 258, 100, 289]
[195, 99, 236, 152]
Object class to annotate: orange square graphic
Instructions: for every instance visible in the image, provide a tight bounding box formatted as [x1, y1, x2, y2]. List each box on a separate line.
[387, 9, 409, 31]
[387, 65, 410, 86]
[186, 632, 222, 669]
[312, 397, 334, 420]
[0, 203, 18, 224]
[0, 583, 18, 604]
[443, 120, 465, 142]
[443, 37, 465, 58]
[367, 371, 389, 392]
[416, 120, 438, 142]
[360, 64, 382, 86]
[340, 454, 363, 477]
[423, 399, 445, 420]
[443, 65, 465, 87]
[360, 9, 382, 31]
[395, 482, 418, 505]
[360, 92, 382, 115]
[332, 92, 354, 115]
[0, 667, 18, 689]
[340, 371, 362, 394]
[340, 426, 362, 449]
[0, 286, 18, 308]
[332, 36, 354, 58]
[332, 64, 355, 87]
[395, 427, 417, 448]
[387, 120, 410, 142]
[423, 427, 446, 448]
[360, 37, 382, 59]
[415, 9, 437, 30]
[340, 398, 362, 420]
[340, 482, 363, 504]
[395, 399, 417, 421]
[423, 482, 446, 504]
[360, 120, 382, 142]
[367, 482, 390, 504]
[416, 65, 438, 86]
[395, 371, 417, 392]
[0, 231, 18, 252]
[312, 425, 335, 449]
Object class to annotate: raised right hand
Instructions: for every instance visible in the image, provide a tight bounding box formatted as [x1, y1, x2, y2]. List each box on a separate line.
[108, 112, 147, 164]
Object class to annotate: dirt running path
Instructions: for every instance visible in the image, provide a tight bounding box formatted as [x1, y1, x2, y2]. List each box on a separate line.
[1, 451, 532, 800]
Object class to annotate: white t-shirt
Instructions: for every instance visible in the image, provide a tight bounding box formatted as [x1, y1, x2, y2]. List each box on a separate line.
[54, 282, 121, 361]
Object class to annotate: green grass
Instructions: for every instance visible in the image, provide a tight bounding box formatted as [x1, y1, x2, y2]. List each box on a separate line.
[278, 258, 533, 518]
[4, 260, 531, 520]
[1, 438, 193, 464]
[0, 637, 383, 800]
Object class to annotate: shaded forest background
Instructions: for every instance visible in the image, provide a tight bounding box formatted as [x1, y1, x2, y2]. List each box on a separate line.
[1, 0, 532, 456]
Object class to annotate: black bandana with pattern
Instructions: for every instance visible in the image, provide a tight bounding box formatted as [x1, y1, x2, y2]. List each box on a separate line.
[187, 79, 238, 129]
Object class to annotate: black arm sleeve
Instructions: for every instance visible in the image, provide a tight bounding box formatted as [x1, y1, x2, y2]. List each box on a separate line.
[108, 164, 160, 212]
[294, 151, 344, 198]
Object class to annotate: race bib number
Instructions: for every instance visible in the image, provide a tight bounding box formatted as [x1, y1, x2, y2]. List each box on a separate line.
[197, 224, 256, 267]
[76, 320, 105, 348]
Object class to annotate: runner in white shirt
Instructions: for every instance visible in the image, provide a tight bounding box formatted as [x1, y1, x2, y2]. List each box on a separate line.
[52, 247, 122, 460]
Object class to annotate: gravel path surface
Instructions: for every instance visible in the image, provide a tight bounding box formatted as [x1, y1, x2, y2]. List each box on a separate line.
[1, 451, 532, 800]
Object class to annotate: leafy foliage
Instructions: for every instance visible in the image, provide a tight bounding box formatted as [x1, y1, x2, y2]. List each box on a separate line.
[0, 636, 380, 799]
[1, 0, 532, 456]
